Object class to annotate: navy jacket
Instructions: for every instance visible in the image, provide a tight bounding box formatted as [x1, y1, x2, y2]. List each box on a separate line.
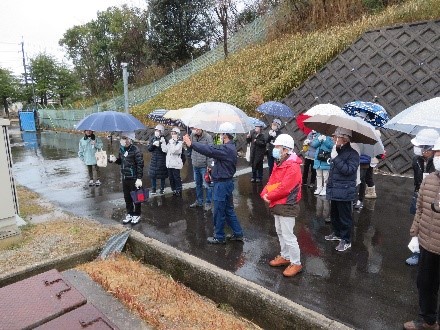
[326, 143, 359, 201]
[191, 141, 237, 181]
[148, 136, 168, 179]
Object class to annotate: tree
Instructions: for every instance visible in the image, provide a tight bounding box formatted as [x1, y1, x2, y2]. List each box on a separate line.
[148, 0, 214, 67]
[0, 68, 20, 117]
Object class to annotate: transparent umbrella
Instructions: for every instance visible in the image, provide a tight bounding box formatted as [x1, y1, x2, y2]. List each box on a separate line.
[182, 102, 255, 133]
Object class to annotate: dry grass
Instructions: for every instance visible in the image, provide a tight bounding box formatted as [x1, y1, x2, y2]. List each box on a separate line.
[79, 255, 261, 330]
[16, 185, 51, 219]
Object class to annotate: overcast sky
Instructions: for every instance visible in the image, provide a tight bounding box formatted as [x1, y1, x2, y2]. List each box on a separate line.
[0, 0, 148, 76]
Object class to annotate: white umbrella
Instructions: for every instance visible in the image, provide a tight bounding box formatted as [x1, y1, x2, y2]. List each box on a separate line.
[383, 97, 440, 134]
[304, 114, 379, 144]
[305, 104, 346, 117]
[183, 102, 255, 133]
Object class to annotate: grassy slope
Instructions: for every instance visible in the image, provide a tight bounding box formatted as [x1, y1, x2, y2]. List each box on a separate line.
[132, 0, 440, 121]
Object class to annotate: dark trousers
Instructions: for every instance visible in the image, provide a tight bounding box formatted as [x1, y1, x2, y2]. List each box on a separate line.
[330, 200, 353, 243]
[417, 246, 440, 325]
[122, 179, 141, 216]
[168, 168, 182, 192]
[252, 159, 263, 180]
[302, 158, 316, 185]
[358, 166, 374, 201]
[150, 177, 165, 191]
[87, 165, 99, 181]
[268, 154, 275, 176]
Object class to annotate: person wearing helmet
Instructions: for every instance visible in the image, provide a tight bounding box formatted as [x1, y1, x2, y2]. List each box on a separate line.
[405, 128, 439, 266]
[183, 122, 243, 244]
[325, 127, 359, 252]
[404, 136, 440, 330]
[188, 127, 214, 210]
[148, 124, 168, 195]
[246, 122, 267, 183]
[161, 127, 184, 196]
[108, 131, 144, 224]
[260, 134, 303, 277]
[266, 118, 282, 175]
[78, 130, 103, 186]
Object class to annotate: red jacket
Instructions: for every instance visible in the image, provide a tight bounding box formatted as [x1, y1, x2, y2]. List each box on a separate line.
[260, 153, 302, 208]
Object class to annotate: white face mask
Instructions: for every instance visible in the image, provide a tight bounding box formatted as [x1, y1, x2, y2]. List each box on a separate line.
[433, 156, 440, 171]
[271, 125, 278, 131]
[120, 139, 126, 147]
[413, 146, 422, 156]
[154, 131, 160, 137]
[172, 134, 178, 141]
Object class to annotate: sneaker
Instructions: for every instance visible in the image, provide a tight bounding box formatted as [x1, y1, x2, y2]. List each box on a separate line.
[283, 264, 303, 277]
[269, 255, 291, 267]
[319, 189, 326, 196]
[314, 187, 322, 195]
[403, 320, 439, 330]
[131, 215, 141, 224]
[308, 183, 315, 188]
[204, 203, 212, 211]
[207, 236, 226, 244]
[324, 217, 331, 223]
[94, 180, 101, 186]
[335, 240, 351, 252]
[150, 189, 157, 196]
[324, 233, 341, 241]
[225, 234, 244, 242]
[123, 214, 132, 224]
[250, 178, 256, 182]
[174, 191, 182, 197]
[354, 200, 363, 210]
[255, 178, 261, 183]
[159, 189, 164, 194]
[190, 201, 203, 208]
[405, 252, 420, 266]
[88, 179, 95, 186]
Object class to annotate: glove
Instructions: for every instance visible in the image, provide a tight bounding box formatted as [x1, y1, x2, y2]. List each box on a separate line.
[135, 179, 142, 188]
[109, 155, 117, 163]
[318, 135, 326, 141]
[153, 140, 160, 147]
[269, 130, 276, 137]
[160, 137, 166, 144]
[169, 138, 175, 144]
[330, 147, 338, 159]
[408, 237, 420, 253]
[303, 139, 310, 145]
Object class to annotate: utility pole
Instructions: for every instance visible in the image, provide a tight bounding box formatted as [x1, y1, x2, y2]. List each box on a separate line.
[21, 37, 28, 87]
[121, 62, 129, 113]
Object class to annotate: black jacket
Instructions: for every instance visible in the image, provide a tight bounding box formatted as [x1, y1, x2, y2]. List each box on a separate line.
[115, 144, 144, 180]
[413, 155, 435, 192]
[148, 136, 168, 179]
[246, 131, 266, 168]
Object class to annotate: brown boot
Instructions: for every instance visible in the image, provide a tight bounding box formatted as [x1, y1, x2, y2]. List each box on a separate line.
[283, 264, 303, 277]
[364, 186, 377, 199]
[403, 320, 439, 330]
[269, 255, 290, 267]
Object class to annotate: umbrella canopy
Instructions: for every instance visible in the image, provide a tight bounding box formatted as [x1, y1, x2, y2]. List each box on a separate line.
[183, 102, 254, 133]
[304, 114, 379, 144]
[341, 101, 389, 127]
[296, 113, 313, 135]
[248, 117, 267, 128]
[383, 97, 440, 134]
[148, 109, 168, 122]
[305, 104, 345, 117]
[256, 101, 295, 118]
[76, 111, 145, 132]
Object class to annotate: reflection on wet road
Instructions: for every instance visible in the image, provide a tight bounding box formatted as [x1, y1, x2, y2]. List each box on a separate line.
[11, 127, 418, 329]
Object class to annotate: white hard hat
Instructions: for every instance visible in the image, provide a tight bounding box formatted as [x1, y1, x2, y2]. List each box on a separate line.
[155, 124, 164, 132]
[411, 128, 439, 147]
[273, 134, 295, 150]
[121, 131, 136, 140]
[433, 137, 440, 151]
[171, 127, 180, 134]
[334, 127, 352, 137]
[218, 122, 235, 133]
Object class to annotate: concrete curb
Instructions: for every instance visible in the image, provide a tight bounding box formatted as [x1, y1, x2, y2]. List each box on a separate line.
[0, 247, 99, 288]
[126, 231, 352, 330]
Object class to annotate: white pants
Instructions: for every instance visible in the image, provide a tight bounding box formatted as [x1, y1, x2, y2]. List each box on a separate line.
[274, 214, 301, 265]
[316, 169, 329, 189]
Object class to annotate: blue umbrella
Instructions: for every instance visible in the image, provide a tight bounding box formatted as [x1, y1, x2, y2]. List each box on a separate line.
[341, 101, 389, 127]
[248, 117, 267, 128]
[76, 111, 145, 132]
[256, 101, 295, 118]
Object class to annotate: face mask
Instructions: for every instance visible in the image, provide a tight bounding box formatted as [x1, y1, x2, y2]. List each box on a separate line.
[434, 156, 440, 171]
[271, 125, 278, 131]
[172, 134, 178, 141]
[413, 146, 422, 156]
[272, 148, 282, 160]
[120, 139, 126, 147]
[154, 131, 160, 137]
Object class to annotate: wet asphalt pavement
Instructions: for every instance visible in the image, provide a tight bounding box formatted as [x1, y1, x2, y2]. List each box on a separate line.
[11, 126, 419, 329]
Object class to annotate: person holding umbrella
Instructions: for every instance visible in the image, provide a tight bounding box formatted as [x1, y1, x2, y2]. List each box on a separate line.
[108, 132, 144, 224]
[325, 127, 359, 252]
[183, 122, 244, 244]
[247, 122, 267, 183]
[78, 130, 103, 186]
[266, 118, 282, 175]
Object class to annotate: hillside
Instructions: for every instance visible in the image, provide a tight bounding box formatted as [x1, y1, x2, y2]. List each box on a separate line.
[131, 0, 440, 122]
